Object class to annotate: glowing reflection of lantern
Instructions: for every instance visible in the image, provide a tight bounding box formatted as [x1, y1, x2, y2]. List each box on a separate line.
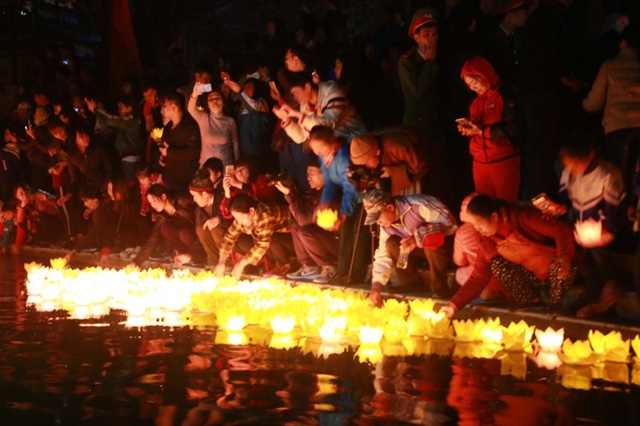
[453, 342, 484, 359]
[500, 352, 527, 380]
[319, 315, 347, 342]
[535, 327, 564, 352]
[381, 341, 408, 357]
[596, 362, 630, 384]
[355, 345, 383, 364]
[632, 362, 640, 386]
[317, 342, 347, 359]
[558, 365, 592, 390]
[316, 208, 338, 229]
[534, 349, 562, 370]
[269, 333, 297, 350]
[215, 330, 248, 346]
[424, 339, 454, 357]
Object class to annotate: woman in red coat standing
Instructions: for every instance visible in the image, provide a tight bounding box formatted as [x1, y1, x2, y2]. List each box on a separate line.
[458, 56, 521, 201]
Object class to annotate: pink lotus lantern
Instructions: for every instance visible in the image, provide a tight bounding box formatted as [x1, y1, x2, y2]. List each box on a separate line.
[535, 327, 564, 352]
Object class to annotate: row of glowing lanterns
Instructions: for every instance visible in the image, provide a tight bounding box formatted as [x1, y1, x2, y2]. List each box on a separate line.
[25, 261, 640, 389]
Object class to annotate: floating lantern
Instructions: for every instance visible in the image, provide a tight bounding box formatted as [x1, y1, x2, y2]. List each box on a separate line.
[316, 208, 338, 229]
[150, 127, 164, 140]
[355, 344, 383, 364]
[452, 319, 481, 342]
[574, 218, 602, 247]
[423, 312, 451, 339]
[560, 339, 595, 365]
[383, 317, 409, 343]
[594, 362, 630, 384]
[319, 315, 347, 342]
[317, 342, 347, 359]
[215, 330, 248, 346]
[50, 257, 67, 270]
[423, 338, 454, 357]
[535, 327, 564, 352]
[501, 320, 535, 352]
[478, 318, 502, 345]
[588, 330, 630, 363]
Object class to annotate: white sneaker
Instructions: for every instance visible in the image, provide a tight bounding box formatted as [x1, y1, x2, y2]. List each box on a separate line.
[286, 265, 321, 280]
[313, 265, 337, 284]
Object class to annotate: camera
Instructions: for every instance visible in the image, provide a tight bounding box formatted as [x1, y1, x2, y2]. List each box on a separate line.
[265, 172, 291, 186]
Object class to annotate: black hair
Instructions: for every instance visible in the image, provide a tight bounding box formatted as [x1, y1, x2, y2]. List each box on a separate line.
[163, 92, 185, 113]
[146, 183, 167, 198]
[202, 157, 224, 175]
[307, 155, 321, 169]
[287, 45, 311, 68]
[308, 125, 336, 144]
[466, 193, 499, 218]
[80, 185, 103, 200]
[559, 130, 595, 159]
[287, 71, 315, 90]
[190, 169, 214, 193]
[228, 193, 258, 213]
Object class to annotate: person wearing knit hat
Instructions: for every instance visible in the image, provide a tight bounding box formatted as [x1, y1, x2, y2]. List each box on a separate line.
[349, 126, 430, 196]
[189, 168, 230, 268]
[399, 8, 440, 134]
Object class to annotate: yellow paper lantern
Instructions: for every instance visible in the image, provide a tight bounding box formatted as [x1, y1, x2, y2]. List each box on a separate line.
[631, 335, 640, 360]
[316, 208, 338, 229]
[452, 319, 481, 342]
[560, 338, 595, 365]
[501, 320, 535, 352]
[588, 330, 630, 363]
[50, 257, 67, 270]
[151, 127, 163, 140]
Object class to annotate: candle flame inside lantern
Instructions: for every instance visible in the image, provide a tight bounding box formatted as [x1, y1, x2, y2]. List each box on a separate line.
[316, 208, 338, 229]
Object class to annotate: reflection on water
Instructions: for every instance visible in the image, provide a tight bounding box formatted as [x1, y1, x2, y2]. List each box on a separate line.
[1, 255, 640, 425]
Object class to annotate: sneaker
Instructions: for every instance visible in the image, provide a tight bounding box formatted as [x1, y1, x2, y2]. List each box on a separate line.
[286, 265, 321, 280]
[313, 265, 338, 284]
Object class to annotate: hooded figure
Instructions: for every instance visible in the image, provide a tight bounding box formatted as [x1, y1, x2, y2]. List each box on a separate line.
[459, 56, 521, 201]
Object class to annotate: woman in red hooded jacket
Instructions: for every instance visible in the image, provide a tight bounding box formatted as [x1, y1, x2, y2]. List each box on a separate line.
[458, 56, 521, 201]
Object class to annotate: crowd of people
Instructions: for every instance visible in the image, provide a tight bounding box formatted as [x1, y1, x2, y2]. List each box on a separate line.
[1, 0, 640, 320]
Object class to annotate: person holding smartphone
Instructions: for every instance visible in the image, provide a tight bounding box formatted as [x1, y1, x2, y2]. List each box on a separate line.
[188, 80, 238, 168]
[458, 56, 521, 202]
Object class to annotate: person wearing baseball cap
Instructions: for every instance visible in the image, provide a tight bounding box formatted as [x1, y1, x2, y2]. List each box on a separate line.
[363, 188, 458, 307]
[399, 8, 440, 134]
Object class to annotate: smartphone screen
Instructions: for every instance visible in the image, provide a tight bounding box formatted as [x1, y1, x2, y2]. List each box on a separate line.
[225, 165, 235, 175]
[455, 118, 472, 128]
[197, 83, 212, 93]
